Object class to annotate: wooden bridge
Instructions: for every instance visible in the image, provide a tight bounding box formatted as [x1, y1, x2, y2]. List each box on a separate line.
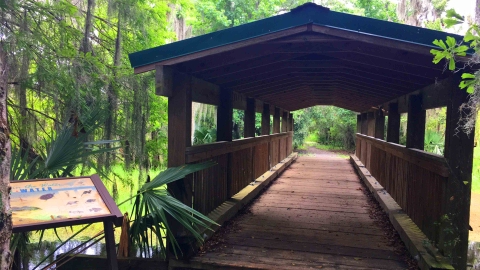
[172, 154, 410, 270]
[129, 3, 475, 269]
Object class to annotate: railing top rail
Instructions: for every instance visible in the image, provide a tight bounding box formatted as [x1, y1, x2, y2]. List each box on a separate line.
[356, 133, 449, 177]
[186, 131, 292, 163]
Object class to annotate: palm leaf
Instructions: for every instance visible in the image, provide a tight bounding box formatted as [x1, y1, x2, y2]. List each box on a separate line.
[127, 161, 218, 259]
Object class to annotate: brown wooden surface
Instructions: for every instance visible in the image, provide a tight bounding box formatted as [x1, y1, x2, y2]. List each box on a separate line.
[217, 89, 233, 142]
[186, 132, 291, 163]
[193, 154, 229, 215]
[273, 107, 280, 133]
[361, 112, 368, 135]
[356, 134, 447, 244]
[244, 98, 256, 138]
[386, 103, 400, 143]
[374, 109, 385, 139]
[190, 132, 293, 216]
[367, 111, 375, 137]
[166, 70, 194, 257]
[261, 104, 271, 135]
[406, 94, 425, 150]
[440, 74, 475, 269]
[189, 155, 407, 269]
[253, 143, 269, 178]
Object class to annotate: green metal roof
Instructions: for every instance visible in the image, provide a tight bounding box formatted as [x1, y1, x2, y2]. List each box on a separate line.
[128, 3, 464, 69]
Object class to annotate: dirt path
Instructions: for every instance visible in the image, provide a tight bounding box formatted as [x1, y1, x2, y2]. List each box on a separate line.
[298, 145, 352, 157]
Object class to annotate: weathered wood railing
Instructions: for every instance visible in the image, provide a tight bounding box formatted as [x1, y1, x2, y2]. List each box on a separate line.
[356, 134, 448, 243]
[186, 132, 293, 215]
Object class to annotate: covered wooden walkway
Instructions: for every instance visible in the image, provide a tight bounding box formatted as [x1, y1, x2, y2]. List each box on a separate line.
[173, 154, 408, 269]
[129, 3, 475, 269]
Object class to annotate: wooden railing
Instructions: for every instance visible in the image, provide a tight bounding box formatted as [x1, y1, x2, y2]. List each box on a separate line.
[356, 134, 448, 243]
[186, 132, 293, 215]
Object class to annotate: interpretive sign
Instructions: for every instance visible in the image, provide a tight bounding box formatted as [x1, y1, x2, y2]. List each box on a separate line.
[10, 175, 122, 269]
[12, 177, 111, 226]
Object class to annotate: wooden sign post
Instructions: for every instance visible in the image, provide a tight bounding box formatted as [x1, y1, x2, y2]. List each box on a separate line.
[11, 175, 123, 270]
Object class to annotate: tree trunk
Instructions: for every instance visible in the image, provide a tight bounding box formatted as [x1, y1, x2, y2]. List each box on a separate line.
[81, 0, 95, 54]
[476, 0, 480, 25]
[17, 11, 30, 157]
[0, 36, 13, 270]
[104, 14, 122, 200]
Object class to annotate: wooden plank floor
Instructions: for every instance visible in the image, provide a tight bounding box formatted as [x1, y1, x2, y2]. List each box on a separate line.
[190, 154, 408, 269]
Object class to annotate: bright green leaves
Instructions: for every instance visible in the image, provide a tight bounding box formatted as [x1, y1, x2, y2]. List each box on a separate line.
[431, 36, 471, 71]
[58, 0, 78, 16]
[431, 37, 459, 70]
[464, 25, 480, 48]
[445, 36, 456, 48]
[459, 73, 477, 94]
[443, 9, 464, 27]
[431, 8, 479, 96]
[433, 39, 447, 50]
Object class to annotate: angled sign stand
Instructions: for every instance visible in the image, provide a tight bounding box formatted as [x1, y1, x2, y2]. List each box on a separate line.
[11, 175, 123, 270]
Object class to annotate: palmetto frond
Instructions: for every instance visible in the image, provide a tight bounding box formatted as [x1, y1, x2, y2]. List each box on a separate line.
[127, 161, 218, 259]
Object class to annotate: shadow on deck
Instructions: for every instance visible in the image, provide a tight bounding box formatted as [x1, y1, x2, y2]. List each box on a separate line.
[172, 154, 409, 270]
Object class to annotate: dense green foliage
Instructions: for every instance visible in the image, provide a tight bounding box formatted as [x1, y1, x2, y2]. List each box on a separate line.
[293, 106, 357, 150]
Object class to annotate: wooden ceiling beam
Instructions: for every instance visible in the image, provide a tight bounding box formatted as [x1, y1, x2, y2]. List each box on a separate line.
[312, 51, 442, 79]
[246, 74, 409, 97]
[254, 82, 393, 103]
[263, 32, 349, 44]
[193, 52, 311, 78]
[276, 40, 443, 71]
[219, 68, 422, 91]
[211, 62, 429, 87]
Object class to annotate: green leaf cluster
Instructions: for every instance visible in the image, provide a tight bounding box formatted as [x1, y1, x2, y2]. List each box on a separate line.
[430, 9, 479, 95]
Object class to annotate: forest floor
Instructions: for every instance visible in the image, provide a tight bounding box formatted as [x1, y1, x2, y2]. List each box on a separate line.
[298, 141, 353, 158]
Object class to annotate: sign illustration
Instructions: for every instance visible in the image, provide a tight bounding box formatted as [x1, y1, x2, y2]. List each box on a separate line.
[11, 176, 116, 228]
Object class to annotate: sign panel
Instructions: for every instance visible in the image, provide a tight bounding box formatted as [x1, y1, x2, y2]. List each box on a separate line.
[11, 175, 123, 233]
[11, 177, 111, 226]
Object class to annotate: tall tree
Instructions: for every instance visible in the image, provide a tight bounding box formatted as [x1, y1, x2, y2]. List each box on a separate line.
[397, 0, 448, 27]
[0, 9, 12, 269]
[476, 0, 480, 25]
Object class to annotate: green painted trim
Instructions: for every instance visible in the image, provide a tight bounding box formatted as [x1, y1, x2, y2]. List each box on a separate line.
[129, 3, 465, 69]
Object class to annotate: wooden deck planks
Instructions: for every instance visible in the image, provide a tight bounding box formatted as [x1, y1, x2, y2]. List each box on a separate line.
[190, 154, 408, 269]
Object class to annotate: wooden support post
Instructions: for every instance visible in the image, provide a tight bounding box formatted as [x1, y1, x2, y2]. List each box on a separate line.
[217, 88, 233, 209]
[217, 90, 233, 141]
[440, 76, 474, 269]
[244, 98, 256, 138]
[361, 113, 368, 135]
[357, 114, 361, 134]
[387, 103, 400, 143]
[273, 107, 280, 134]
[261, 104, 270, 135]
[367, 112, 375, 137]
[406, 95, 425, 150]
[374, 109, 385, 140]
[166, 71, 194, 258]
[155, 65, 173, 97]
[282, 111, 288, 133]
[104, 220, 118, 270]
[289, 113, 294, 131]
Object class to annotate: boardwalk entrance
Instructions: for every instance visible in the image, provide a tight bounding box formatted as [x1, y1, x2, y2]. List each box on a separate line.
[172, 153, 408, 269]
[130, 3, 475, 267]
